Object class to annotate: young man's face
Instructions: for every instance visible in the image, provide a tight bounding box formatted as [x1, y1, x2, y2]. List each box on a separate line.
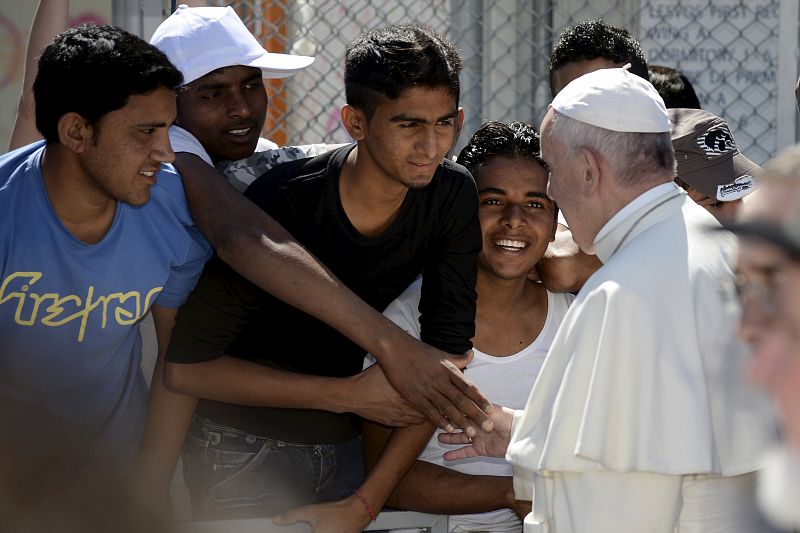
[550, 57, 623, 96]
[358, 86, 460, 191]
[79, 86, 176, 206]
[176, 65, 267, 162]
[475, 156, 556, 281]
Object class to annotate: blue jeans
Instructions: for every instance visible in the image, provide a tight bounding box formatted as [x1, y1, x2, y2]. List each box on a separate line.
[182, 415, 365, 519]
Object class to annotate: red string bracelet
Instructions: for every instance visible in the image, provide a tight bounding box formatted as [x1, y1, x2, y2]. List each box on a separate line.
[354, 488, 377, 522]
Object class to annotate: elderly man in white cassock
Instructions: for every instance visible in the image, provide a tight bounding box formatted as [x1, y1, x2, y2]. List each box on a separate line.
[440, 66, 777, 532]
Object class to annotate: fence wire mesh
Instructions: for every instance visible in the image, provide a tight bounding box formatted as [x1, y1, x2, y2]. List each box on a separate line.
[191, 0, 792, 164]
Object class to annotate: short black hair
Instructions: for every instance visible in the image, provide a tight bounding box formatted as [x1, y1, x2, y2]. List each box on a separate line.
[647, 64, 701, 109]
[458, 121, 557, 220]
[457, 121, 542, 172]
[34, 24, 183, 143]
[345, 24, 462, 120]
[548, 19, 649, 94]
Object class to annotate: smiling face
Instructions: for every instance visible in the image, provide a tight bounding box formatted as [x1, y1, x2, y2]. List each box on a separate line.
[355, 86, 459, 193]
[475, 156, 556, 281]
[78, 86, 176, 206]
[175, 65, 267, 162]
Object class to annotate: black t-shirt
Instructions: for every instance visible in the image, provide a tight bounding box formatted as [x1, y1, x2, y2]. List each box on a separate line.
[167, 145, 480, 443]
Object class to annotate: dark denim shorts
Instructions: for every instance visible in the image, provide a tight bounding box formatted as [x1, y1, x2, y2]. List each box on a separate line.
[182, 415, 365, 519]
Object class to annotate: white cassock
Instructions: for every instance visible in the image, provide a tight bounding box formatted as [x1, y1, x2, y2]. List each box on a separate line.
[506, 183, 778, 533]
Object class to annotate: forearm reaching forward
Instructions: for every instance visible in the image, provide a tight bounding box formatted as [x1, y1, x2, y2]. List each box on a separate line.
[175, 153, 492, 433]
[388, 461, 530, 521]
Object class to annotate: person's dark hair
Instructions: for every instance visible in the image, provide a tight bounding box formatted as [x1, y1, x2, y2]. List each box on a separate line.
[34, 24, 183, 144]
[345, 24, 462, 120]
[457, 121, 542, 172]
[647, 64, 701, 109]
[548, 19, 649, 94]
[458, 121, 557, 219]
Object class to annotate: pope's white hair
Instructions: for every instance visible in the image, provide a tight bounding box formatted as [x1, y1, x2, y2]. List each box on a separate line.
[548, 110, 676, 187]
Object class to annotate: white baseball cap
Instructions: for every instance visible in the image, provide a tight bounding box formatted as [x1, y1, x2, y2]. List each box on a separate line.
[150, 4, 315, 85]
[551, 65, 670, 133]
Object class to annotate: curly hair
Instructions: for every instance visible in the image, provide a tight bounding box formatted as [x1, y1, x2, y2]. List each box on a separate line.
[548, 20, 648, 94]
[456, 121, 542, 173]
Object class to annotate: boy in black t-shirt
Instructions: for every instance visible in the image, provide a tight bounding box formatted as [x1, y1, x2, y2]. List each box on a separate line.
[162, 25, 482, 519]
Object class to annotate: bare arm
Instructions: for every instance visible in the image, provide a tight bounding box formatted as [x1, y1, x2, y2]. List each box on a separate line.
[388, 461, 529, 520]
[272, 398, 525, 532]
[535, 224, 602, 293]
[274, 419, 436, 533]
[362, 416, 526, 517]
[9, 0, 69, 150]
[164, 357, 424, 427]
[130, 305, 197, 508]
[175, 152, 491, 431]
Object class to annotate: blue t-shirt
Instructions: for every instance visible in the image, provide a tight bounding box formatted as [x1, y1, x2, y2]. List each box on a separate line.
[0, 142, 211, 471]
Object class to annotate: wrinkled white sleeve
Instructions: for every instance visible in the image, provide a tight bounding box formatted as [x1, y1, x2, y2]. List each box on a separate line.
[255, 137, 279, 151]
[168, 125, 213, 165]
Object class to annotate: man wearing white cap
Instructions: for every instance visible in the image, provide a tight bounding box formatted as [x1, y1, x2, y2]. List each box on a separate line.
[441, 67, 777, 532]
[149, 4, 320, 183]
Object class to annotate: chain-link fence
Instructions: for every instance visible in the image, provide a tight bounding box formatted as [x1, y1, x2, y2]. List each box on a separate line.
[177, 0, 797, 164]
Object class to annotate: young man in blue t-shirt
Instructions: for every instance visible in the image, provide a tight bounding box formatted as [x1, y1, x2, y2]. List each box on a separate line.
[0, 25, 211, 476]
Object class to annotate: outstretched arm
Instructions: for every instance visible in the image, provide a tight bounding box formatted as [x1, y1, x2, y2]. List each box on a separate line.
[388, 461, 530, 521]
[165, 356, 423, 427]
[273, 396, 528, 533]
[366, 411, 528, 519]
[174, 153, 491, 432]
[9, 0, 69, 150]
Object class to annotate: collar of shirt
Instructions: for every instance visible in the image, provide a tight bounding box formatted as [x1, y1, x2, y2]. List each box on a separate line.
[593, 182, 680, 262]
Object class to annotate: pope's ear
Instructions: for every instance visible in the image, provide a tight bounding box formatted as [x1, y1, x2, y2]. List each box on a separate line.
[577, 146, 602, 194]
[57, 112, 93, 153]
[341, 105, 368, 141]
